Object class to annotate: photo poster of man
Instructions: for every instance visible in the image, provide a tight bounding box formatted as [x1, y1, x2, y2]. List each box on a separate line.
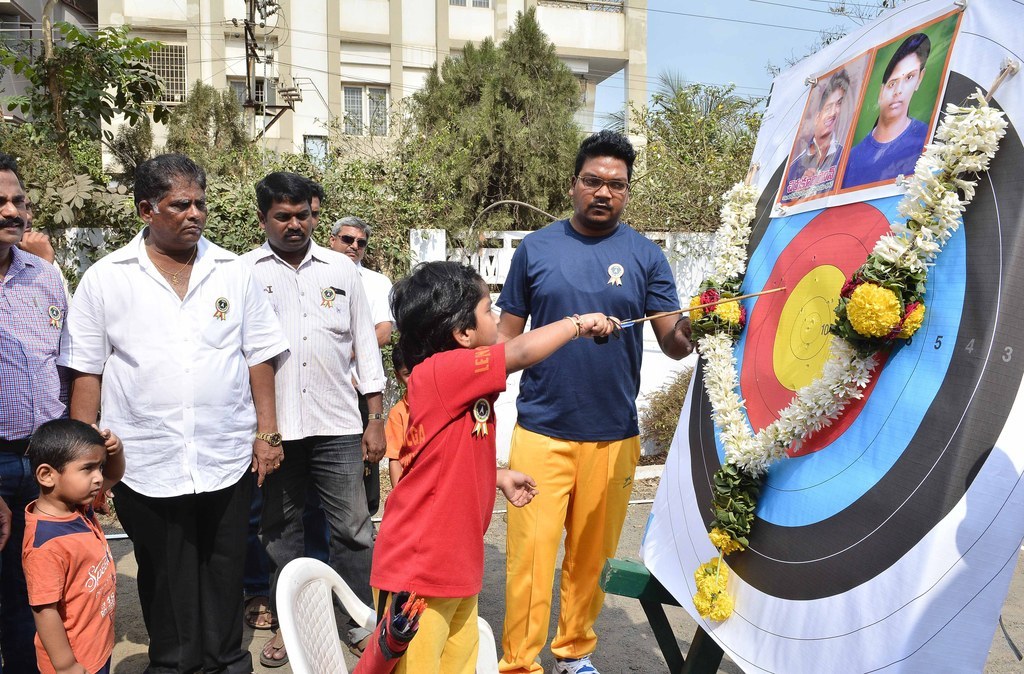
[775, 9, 961, 210]
[777, 56, 869, 206]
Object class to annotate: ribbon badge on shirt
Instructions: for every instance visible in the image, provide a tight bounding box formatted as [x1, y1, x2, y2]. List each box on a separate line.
[213, 297, 230, 321]
[321, 287, 336, 308]
[47, 305, 63, 329]
[471, 398, 491, 438]
[607, 263, 624, 286]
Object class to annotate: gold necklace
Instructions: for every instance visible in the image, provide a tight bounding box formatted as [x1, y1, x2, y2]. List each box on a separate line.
[149, 246, 197, 286]
[34, 503, 72, 518]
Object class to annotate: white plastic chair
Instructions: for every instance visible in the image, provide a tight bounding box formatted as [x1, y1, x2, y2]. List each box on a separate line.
[276, 557, 500, 674]
[276, 558, 375, 674]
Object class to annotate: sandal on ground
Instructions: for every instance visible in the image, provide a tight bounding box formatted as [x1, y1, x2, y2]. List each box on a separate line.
[259, 632, 289, 668]
[348, 633, 373, 658]
[244, 595, 277, 630]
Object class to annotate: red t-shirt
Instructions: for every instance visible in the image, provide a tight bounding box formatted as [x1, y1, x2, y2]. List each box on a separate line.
[23, 502, 116, 674]
[371, 344, 506, 597]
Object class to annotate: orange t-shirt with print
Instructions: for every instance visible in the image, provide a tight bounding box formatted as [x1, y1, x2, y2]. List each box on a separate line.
[23, 502, 116, 674]
[384, 395, 410, 462]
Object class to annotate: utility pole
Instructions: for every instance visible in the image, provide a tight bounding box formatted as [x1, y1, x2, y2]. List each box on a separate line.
[237, 0, 297, 140]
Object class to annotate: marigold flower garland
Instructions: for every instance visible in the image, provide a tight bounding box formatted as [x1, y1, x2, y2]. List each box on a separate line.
[689, 92, 1008, 621]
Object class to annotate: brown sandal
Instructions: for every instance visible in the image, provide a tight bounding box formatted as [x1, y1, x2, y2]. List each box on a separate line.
[244, 595, 277, 630]
[259, 632, 289, 668]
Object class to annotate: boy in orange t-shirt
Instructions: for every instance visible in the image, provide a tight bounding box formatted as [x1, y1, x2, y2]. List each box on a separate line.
[384, 348, 411, 487]
[23, 419, 125, 674]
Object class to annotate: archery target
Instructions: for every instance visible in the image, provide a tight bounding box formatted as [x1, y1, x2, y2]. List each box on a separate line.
[641, 53, 1024, 672]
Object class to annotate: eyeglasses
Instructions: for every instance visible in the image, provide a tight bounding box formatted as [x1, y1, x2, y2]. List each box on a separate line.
[335, 233, 368, 248]
[575, 175, 630, 195]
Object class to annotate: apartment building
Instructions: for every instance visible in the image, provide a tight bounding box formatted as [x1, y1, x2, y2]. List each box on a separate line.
[95, 0, 647, 155]
[0, 0, 97, 115]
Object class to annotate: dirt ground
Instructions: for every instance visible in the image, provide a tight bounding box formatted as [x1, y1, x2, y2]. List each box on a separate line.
[106, 475, 1024, 673]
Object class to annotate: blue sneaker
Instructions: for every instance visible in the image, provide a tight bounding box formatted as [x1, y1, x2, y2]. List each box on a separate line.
[552, 655, 599, 674]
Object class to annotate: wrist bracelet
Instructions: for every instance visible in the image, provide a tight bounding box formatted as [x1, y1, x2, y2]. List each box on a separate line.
[564, 314, 582, 340]
[367, 413, 386, 421]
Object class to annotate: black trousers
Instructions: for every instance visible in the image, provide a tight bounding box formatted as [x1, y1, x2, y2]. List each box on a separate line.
[358, 392, 380, 515]
[114, 474, 252, 674]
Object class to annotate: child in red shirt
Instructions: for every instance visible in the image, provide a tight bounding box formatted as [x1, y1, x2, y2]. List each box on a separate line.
[371, 261, 617, 673]
[23, 419, 125, 674]
[384, 347, 411, 487]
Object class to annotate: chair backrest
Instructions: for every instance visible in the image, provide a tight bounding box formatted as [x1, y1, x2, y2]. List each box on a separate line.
[476, 616, 499, 674]
[276, 558, 376, 674]
[278, 557, 500, 673]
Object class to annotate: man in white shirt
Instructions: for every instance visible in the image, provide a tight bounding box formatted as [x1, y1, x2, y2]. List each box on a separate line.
[330, 216, 393, 515]
[61, 154, 289, 673]
[243, 173, 386, 667]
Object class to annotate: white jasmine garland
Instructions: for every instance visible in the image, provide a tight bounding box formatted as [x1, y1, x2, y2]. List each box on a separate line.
[696, 92, 1007, 483]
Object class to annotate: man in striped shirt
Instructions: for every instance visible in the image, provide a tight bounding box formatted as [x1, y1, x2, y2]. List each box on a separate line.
[241, 172, 386, 667]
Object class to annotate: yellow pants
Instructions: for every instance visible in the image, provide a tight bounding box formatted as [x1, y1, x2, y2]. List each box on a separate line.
[372, 590, 479, 674]
[499, 425, 640, 673]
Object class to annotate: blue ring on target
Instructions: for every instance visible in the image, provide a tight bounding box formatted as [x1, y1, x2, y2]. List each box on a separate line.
[715, 195, 965, 526]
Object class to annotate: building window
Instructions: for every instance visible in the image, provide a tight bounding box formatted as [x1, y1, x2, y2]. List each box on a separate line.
[148, 44, 187, 103]
[342, 85, 389, 136]
[449, 0, 466, 5]
[451, 0, 491, 5]
[228, 78, 276, 106]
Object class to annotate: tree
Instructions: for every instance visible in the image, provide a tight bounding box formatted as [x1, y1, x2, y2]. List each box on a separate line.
[627, 74, 761, 233]
[401, 7, 582, 234]
[166, 81, 253, 176]
[0, 20, 169, 165]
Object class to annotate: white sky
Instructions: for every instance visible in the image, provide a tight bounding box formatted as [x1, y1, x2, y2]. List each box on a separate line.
[592, 0, 886, 130]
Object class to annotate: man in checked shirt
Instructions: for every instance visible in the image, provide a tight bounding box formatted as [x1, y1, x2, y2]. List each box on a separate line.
[241, 172, 386, 667]
[0, 152, 58, 671]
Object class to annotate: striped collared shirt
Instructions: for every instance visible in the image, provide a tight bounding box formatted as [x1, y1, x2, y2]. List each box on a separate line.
[0, 247, 68, 440]
[241, 241, 385, 441]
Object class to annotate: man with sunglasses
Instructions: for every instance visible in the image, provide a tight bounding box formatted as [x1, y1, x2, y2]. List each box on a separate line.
[497, 131, 693, 674]
[330, 216, 393, 518]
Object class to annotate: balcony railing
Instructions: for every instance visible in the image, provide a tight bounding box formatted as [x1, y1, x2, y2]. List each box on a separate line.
[537, 0, 624, 13]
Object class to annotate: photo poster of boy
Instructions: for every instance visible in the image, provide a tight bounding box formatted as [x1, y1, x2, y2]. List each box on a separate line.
[777, 55, 869, 206]
[774, 9, 962, 211]
[838, 10, 962, 191]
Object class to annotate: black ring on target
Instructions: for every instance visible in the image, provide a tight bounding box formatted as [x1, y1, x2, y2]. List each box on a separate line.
[689, 73, 1024, 600]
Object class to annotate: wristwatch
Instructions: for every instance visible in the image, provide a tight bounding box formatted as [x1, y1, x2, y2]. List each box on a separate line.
[367, 413, 386, 421]
[255, 431, 283, 447]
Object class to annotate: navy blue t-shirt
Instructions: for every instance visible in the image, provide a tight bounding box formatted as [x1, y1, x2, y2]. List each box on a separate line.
[497, 220, 679, 441]
[841, 117, 929, 188]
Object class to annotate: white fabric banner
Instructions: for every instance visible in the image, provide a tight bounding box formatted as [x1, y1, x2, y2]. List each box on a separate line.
[641, 1, 1024, 671]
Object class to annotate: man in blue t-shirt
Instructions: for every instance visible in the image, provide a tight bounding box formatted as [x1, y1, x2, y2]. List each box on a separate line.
[842, 33, 933, 188]
[497, 131, 693, 674]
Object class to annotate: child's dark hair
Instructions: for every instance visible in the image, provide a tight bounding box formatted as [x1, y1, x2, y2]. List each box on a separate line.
[390, 343, 407, 374]
[391, 261, 485, 369]
[28, 419, 105, 473]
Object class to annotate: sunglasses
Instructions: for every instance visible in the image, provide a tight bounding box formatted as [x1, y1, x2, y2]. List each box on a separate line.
[335, 234, 368, 248]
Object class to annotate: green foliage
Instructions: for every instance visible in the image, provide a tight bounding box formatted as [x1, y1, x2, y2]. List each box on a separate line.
[640, 366, 694, 453]
[109, 116, 153, 182]
[401, 7, 581, 236]
[709, 463, 762, 548]
[628, 75, 761, 232]
[166, 81, 254, 175]
[0, 23, 169, 160]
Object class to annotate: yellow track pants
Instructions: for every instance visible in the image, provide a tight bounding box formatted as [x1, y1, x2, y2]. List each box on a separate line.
[499, 425, 640, 673]
[373, 591, 479, 674]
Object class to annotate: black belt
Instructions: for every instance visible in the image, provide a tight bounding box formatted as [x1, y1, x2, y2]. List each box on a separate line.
[0, 438, 30, 455]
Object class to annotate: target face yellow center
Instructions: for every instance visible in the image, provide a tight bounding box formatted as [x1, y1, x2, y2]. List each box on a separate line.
[773, 265, 846, 391]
